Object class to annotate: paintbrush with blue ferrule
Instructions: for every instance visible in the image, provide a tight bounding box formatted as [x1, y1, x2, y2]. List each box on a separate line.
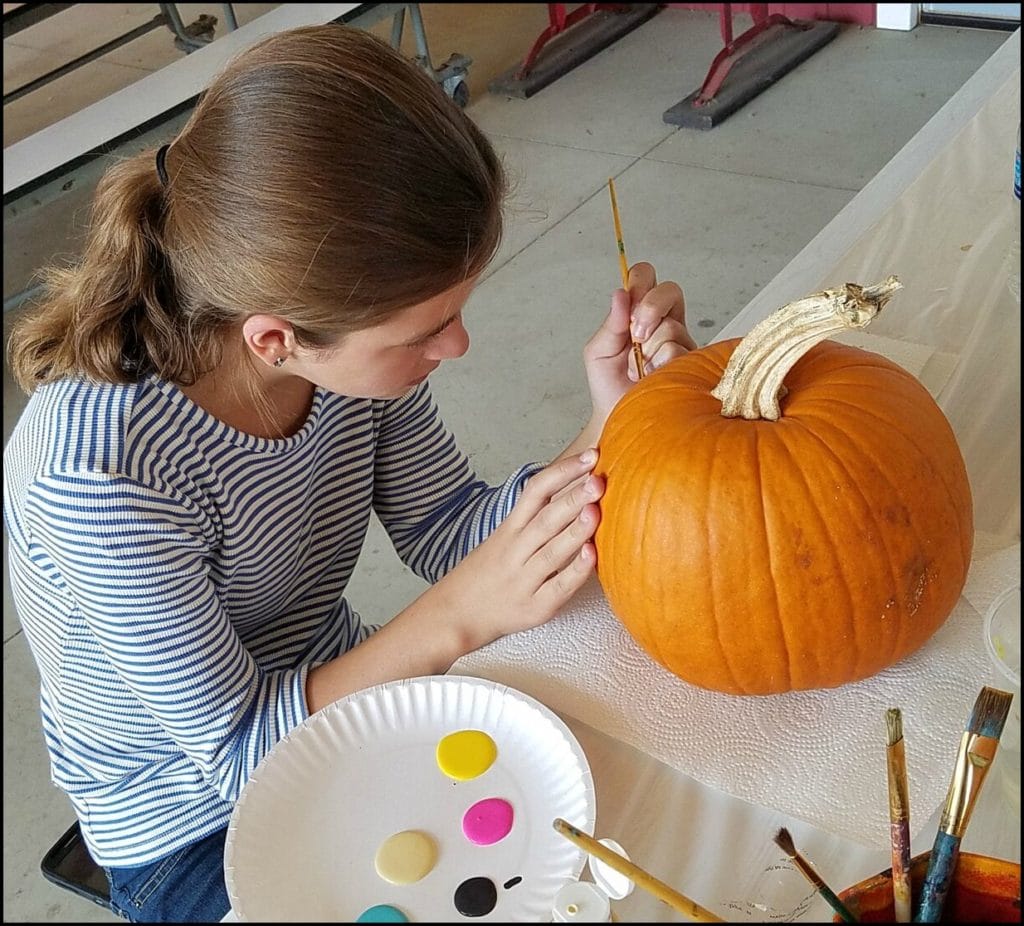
[914, 686, 1014, 922]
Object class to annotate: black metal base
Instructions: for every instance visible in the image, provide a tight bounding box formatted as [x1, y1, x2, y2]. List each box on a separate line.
[663, 19, 841, 130]
[488, 4, 660, 100]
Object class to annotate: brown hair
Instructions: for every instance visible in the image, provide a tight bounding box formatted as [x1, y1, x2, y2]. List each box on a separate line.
[8, 24, 505, 393]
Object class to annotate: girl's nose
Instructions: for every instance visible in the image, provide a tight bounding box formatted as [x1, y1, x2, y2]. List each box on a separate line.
[425, 318, 470, 360]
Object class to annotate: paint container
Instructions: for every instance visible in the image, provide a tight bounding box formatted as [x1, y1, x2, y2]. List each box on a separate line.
[983, 584, 1021, 815]
[551, 838, 635, 922]
[834, 851, 1020, 922]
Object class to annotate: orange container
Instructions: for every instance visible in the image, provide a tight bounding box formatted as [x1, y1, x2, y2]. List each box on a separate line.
[834, 851, 1021, 922]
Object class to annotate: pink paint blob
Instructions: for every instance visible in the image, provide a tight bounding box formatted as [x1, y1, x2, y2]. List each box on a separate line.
[462, 798, 514, 846]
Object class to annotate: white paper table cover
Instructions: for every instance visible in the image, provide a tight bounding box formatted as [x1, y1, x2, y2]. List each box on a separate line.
[452, 27, 1021, 922]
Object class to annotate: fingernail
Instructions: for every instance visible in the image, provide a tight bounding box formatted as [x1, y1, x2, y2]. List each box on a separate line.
[631, 320, 647, 340]
[580, 449, 598, 466]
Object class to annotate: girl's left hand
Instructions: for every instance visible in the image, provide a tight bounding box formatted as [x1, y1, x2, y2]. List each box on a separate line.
[582, 261, 698, 428]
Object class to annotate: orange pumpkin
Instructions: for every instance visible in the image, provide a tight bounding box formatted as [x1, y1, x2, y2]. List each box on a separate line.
[594, 278, 973, 695]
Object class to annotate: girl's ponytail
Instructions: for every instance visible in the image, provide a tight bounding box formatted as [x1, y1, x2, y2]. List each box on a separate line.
[8, 150, 216, 392]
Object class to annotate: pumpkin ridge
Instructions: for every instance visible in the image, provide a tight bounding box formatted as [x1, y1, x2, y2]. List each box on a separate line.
[789, 403, 960, 670]
[637, 482, 671, 674]
[799, 393, 972, 582]
[786, 364, 925, 394]
[789, 417, 910, 674]
[749, 424, 794, 692]
[621, 378, 721, 405]
[771, 423, 875, 687]
[793, 345, 917, 378]
[705, 420, 753, 694]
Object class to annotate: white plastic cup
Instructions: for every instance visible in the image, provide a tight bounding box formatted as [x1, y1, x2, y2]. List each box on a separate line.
[983, 585, 1021, 815]
[552, 882, 610, 923]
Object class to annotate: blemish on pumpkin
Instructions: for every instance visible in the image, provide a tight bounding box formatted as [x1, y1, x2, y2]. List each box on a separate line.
[883, 505, 911, 526]
[797, 552, 812, 569]
[904, 558, 933, 617]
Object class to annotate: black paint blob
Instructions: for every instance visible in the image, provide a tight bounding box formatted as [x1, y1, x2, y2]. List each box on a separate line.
[454, 877, 498, 917]
[503, 876, 522, 890]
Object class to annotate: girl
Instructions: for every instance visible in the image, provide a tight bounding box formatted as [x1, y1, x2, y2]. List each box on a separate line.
[3, 23, 694, 923]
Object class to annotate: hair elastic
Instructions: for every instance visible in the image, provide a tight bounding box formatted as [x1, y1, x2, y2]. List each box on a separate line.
[155, 145, 170, 187]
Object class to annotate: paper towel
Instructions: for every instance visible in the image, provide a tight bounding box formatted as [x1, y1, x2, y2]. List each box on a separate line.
[455, 533, 1018, 850]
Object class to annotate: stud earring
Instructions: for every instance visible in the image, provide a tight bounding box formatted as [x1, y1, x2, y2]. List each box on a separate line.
[273, 357, 286, 368]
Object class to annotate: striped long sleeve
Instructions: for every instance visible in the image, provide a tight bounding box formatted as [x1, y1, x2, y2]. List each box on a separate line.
[372, 383, 543, 580]
[3, 375, 540, 866]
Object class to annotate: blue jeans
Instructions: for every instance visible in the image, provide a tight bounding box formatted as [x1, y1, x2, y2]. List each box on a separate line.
[105, 826, 230, 923]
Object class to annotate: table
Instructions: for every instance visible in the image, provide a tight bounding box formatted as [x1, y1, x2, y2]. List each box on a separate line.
[224, 26, 1019, 923]
[452, 27, 1021, 923]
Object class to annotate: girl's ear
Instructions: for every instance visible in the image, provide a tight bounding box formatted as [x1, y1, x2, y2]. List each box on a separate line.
[242, 315, 296, 368]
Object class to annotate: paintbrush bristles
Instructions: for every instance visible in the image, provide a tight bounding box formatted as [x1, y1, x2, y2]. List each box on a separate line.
[774, 828, 824, 888]
[967, 686, 1013, 737]
[773, 827, 858, 922]
[887, 707, 904, 747]
[773, 827, 797, 858]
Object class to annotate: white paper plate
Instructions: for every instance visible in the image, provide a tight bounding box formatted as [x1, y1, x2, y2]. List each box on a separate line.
[225, 675, 596, 922]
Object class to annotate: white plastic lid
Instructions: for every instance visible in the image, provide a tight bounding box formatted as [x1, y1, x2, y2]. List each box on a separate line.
[588, 838, 635, 901]
[552, 881, 611, 922]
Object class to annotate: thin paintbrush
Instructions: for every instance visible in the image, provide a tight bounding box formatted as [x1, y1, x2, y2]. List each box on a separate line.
[552, 818, 723, 922]
[606, 178, 646, 382]
[886, 708, 912, 922]
[773, 827, 857, 922]
[914, 685, 1014, 922]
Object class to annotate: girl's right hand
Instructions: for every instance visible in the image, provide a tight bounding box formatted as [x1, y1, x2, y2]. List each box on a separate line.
[432, 449, 604, 649]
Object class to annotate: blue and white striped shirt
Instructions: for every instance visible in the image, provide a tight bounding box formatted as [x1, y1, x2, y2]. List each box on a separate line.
[3, 375, 540, 866]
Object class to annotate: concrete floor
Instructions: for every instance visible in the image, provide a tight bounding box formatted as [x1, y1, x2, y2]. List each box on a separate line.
[2, 4, 1013, 921]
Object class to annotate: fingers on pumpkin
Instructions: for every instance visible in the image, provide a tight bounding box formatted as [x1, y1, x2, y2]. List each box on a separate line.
[537, 542, 597, 610]
[532, 503, 600, 578]
[515, 452, 598, 522]
[533, 477, 603, 546]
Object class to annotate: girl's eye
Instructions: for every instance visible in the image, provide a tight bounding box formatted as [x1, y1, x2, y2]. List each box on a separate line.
[409, 315, 459, 348]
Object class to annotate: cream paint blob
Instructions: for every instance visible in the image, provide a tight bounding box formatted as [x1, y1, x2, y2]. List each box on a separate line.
[435, 730, 497, 781]
[373, 830, 438, 885]
[462, 798, 514, 845]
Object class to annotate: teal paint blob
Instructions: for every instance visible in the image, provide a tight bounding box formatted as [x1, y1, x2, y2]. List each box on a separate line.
[356, 903, 409, 923]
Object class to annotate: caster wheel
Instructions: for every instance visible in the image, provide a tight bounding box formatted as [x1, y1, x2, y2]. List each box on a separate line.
[444, 75, 470, 108]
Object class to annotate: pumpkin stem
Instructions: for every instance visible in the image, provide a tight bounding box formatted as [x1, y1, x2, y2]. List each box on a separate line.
[711, 275, 903, 420]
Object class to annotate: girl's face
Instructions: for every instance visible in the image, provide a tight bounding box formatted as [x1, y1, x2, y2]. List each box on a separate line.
[289, 277, 476, 399]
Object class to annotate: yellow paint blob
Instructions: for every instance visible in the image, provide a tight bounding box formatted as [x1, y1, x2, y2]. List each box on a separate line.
[373, 830, 438, 885]
[435, 729, 497, 781]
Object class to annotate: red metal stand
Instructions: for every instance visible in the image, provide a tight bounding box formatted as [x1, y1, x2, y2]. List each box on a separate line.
[663, 3, 840, 128]
[516, 3, 630, 79]
[696, 4, 808, 105]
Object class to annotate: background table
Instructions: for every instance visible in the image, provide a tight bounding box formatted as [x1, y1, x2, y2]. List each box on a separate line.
[455, 27, 1021, 922]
